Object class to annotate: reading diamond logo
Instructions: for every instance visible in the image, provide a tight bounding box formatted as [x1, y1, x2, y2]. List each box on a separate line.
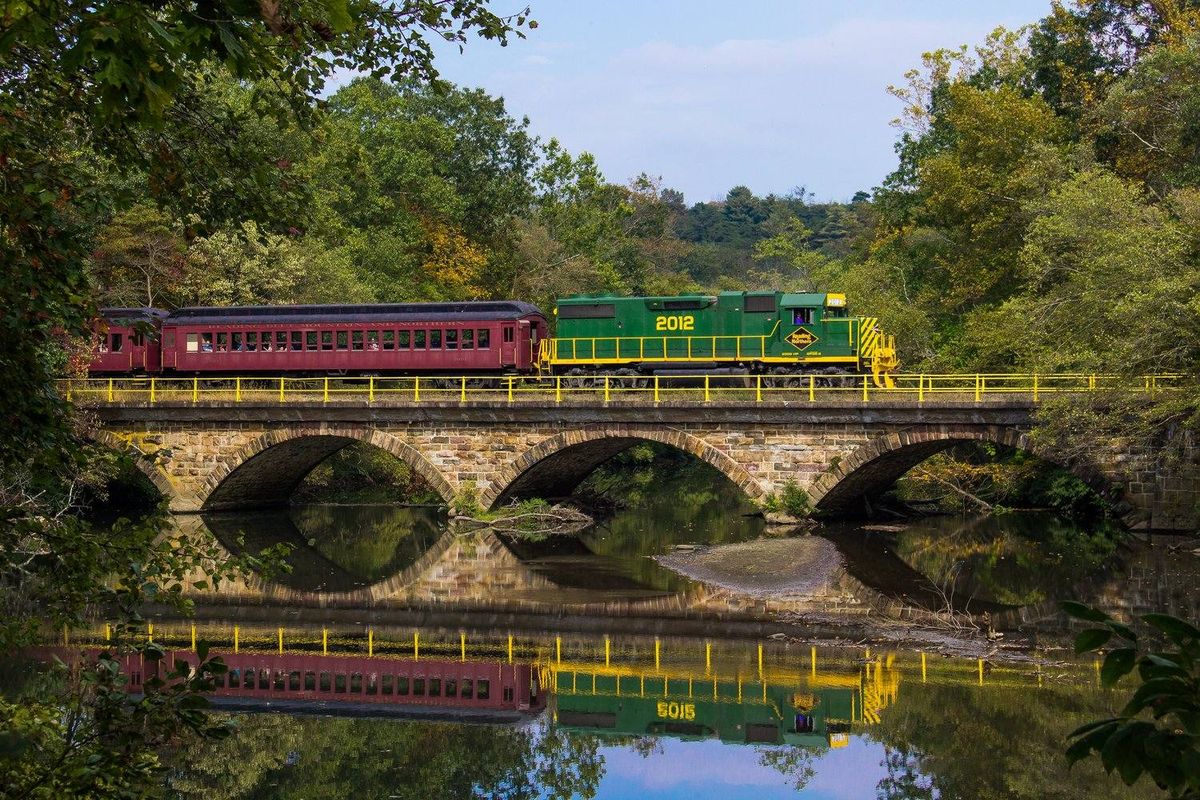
[785, 328, 818, 350]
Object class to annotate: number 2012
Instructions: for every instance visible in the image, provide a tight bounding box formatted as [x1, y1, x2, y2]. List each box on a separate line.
[655, 315, 695, 332]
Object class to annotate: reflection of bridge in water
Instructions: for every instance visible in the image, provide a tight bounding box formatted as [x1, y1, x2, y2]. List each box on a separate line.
[57, 624, 1083, 750]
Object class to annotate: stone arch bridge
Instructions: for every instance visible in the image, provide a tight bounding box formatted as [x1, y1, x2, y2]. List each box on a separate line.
[91, 401, 1198, 530]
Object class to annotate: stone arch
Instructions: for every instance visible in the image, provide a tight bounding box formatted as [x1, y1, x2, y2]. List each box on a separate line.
[807, 424, 1127, 521]
[88, 429, 176, 503]
[482, 424, 764, 510]
[200, 426, 454, 512]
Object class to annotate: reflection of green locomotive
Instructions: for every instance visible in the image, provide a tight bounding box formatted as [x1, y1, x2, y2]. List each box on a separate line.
[549, 668, 855, 749]
[540, 291, 899, 387]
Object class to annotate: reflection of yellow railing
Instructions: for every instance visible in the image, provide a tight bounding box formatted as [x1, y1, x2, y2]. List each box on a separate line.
[60, 373, 1184, 406]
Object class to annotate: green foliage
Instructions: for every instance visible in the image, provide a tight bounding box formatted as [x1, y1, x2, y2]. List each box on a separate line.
[763, 481, 813, 517]
[1063, 602, 1200, 797]
[294, 442, 441, 505]
[452, 481, 485, 517]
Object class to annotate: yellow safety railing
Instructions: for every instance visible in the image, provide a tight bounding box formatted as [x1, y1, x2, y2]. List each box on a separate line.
[59, 373, 1183, 407]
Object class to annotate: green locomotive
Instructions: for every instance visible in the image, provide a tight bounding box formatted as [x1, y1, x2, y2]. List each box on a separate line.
[539, 290, 898, 386]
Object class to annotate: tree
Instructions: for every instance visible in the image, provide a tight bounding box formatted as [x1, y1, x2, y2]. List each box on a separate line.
[90, 205, 187, 308]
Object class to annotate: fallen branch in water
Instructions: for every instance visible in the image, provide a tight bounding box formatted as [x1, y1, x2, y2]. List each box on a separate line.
[453, 502, 593, 539]
[910, 467, 994, 513]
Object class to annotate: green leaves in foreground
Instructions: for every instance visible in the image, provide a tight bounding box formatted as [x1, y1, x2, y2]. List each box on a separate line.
[1062, 601, 1200, 798]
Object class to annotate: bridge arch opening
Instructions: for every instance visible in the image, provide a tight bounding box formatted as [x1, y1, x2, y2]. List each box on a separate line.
[85, 430, 173, 511]
[484, 426, 764, 510]
[200, 428, 454, 512]
[809, 428, 1121, 522]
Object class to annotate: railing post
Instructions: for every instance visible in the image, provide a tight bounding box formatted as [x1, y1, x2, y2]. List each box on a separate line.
[918, 374, 925, 403]
[369, 376, 375, 404]
[1032, 373, 1039, 403]
[507, 376, 514, 404]
[460, 376, 466, 404]
[149, 378, 156, 404]
[704, 374, 710, 403]
[235, 377, 241, 403]
[808, 374, 815, 402]
[755, 374, 762, 403]
[279, 377, 284, 403]
[413, 376, 420, 403]
[1089, 374, 1096, 391]
[323, 377, 329, 403]
[862, 375, 868, 402]
[604, 375, 610, 403]
[192, 376, 198, 404]
[107, 378, 113, 403]
[555, 375, 561, 403]
[653, 375, 660, 404]
[974, 374, 980, 404]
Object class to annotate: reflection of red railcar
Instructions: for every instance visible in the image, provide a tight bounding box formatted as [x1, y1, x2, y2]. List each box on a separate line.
[89, 308, 168, 375]
[39, 648, 544, 719]
[87, 302, 549, 377]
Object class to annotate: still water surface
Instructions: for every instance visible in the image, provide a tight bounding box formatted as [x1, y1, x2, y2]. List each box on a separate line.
[160, 470, 1198, 799]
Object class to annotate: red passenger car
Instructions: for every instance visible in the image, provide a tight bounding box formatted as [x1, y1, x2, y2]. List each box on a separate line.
[88, 308, 168, 375]
[158, 302, 548, 376]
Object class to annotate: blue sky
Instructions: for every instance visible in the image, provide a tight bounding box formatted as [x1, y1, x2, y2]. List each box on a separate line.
[421, 0, 1055, 203]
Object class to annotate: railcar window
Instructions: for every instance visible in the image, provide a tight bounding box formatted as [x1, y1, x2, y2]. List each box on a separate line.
[503, 687, 514, 702]
[477, 329, 490, 348]
[228, 668, 240, 686]
[366, 331, 379, 351]
[366, 674, 378, 695]
[334, 674, 346, 693]
[429, 678, 441, 697]
[792, 309, 813, 324]
[414, 331, 426, 349]
[320, 331, 332, 350]
[186, 333, 199, 353]
[231, 333, 243, 351]
[350, 673, 363, 693]
[277, 332, 288, 350]
[289, 671, 300, 691]
[336, 331, 348, 350]
[461, 330, 473, 350]
[164, 331, 175, 349]
[445, 678, 457, 697]
[445, 330, 457, 350]
[399, 330, 410, 349]
[413, 678, 426, 696]
[216, 333, 228, 352]
[304, 671, 315, 691]
[351, 331, 363, 351]
[382, 330, 395, 350]
[477, 679, 489, 700]
[503, 327, 514, 343]
[397, 676, 409, 695]
[273, 670, 285, 690]
[381, 674, 393, 695]
[745, 295, 777, 313]
[243, 669, 255, 689]
[259, 670, 270, 690]
[111, 333, 124, 352]
[201, 333, 214, 352]
[558, 303, 616, 319]
[461, 679, 473, 698]
[430, 330, 442, 349]
[262, 331, 273, 350]
[319, 672, 331, 692]
[132, 333, 144, 346]
[246, 332, 258, 351]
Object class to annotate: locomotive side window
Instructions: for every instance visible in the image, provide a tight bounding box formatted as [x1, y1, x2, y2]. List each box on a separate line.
[445, 330, 457, 350]
[430, 330, 442, 349]
[461, 330, 473, 349]
[414, 331, 426, 349]
[399, 331, 411, 349]
[351, 331, 363, 351]
[111, 333, 124, 352]
[336, 331, 348, 350]
[382, 330, 394, 350]
[792, 309, 813, 324]
[186, 333, 199, 353]
[477, 329, 490, 349]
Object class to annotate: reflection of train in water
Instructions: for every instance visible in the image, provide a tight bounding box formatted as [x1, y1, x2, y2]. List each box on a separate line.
[546, 659, 898, 749]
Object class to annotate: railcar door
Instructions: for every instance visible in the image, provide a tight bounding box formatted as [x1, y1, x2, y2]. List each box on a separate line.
[500, 323, 517, 366]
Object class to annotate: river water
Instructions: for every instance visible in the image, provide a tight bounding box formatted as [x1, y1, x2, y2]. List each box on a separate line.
[89, 466, 1200, 797]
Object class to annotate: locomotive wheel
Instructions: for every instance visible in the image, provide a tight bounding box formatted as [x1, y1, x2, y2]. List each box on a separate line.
[564, 368, 591, 390]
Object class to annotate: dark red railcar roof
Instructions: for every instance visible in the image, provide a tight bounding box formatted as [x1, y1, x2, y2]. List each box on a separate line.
[164, 301, 545, 326]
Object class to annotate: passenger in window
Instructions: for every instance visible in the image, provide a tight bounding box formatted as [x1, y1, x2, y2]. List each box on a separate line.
[261, 338, 272, 352]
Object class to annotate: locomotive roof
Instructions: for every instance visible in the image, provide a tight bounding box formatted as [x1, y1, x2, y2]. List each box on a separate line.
[164, 301, 545, 325]
[100, 307, 170, 322]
